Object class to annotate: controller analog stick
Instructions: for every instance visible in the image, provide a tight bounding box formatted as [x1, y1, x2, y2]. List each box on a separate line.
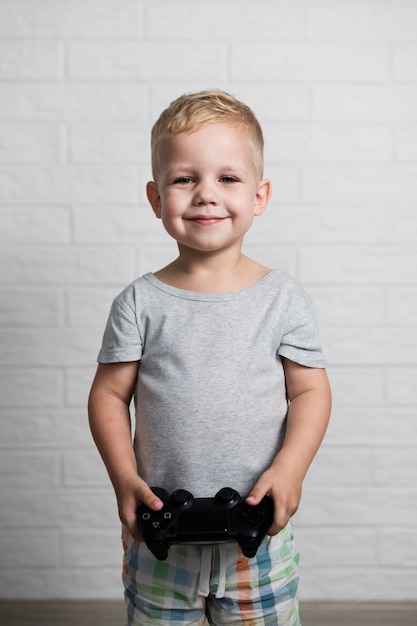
[215, 487, 239, 507]
[171, 489, 193, 507]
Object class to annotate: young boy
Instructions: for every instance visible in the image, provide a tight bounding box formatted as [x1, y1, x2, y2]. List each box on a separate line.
[88, 90, 331, 625]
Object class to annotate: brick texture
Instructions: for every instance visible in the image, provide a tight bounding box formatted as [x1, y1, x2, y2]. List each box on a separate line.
[0, 0, 416, 601]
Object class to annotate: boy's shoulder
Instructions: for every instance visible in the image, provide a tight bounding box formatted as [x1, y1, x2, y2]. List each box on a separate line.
[109, 274, 153, 314]
[115, 273, 154, 298]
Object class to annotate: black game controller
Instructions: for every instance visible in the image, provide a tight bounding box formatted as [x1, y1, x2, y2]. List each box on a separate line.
[138, 487, 274, 561]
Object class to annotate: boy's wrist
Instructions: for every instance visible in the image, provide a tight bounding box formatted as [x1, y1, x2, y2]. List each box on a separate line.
[269, 451, 307, 483]
[111, 466, 141, 495]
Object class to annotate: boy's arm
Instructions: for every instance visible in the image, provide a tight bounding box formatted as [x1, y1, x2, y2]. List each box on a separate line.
[88, 362, 163, 539]
[246, 358, 331, 535]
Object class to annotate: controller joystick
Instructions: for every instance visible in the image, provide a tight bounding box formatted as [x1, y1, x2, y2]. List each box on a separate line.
[215, 487, 239, 508]
[138, 487, 274, 561]
[171, 489, 193, 508]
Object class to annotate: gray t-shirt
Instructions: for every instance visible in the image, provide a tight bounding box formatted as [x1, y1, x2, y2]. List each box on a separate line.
[98, 270, 326, 498]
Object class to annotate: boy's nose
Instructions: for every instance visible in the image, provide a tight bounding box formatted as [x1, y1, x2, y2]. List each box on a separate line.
[194, 181, 218, 205]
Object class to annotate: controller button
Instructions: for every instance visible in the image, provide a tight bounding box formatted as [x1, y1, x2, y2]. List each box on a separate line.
[216, 487, 239, 506]
[171, 489, 193, 507]
[245, 503, 262, 516]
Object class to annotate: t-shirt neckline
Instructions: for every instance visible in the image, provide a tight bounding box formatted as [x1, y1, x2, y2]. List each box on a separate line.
[143, 270, 277, 302]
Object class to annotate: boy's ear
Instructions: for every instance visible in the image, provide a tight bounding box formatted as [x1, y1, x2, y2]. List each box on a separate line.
[146, 181, 162, 218]
[254, 178, 271, 216]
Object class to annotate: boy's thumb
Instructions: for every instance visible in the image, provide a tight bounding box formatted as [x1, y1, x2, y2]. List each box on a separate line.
[245, 488, 265, 507]
[140, 485, 165, 511]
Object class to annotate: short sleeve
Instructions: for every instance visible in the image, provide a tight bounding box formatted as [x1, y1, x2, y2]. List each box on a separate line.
[278, 286, 326, 368]
[97, 296, 142, 363]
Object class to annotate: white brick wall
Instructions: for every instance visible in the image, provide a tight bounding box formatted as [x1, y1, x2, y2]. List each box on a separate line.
[0, 0, 416, 601]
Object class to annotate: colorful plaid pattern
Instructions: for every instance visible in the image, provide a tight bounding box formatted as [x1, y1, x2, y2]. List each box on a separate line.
[122, 521, 300, 625]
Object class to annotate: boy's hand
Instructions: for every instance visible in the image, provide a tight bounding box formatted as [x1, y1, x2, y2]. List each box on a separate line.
[116, 476, 164, 541]
[245, 466, 302, 536]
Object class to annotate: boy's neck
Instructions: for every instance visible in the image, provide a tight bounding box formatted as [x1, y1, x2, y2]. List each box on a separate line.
[154, 249, 271, 294]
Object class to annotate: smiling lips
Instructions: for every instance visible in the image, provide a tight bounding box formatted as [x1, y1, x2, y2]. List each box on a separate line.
[187, 215, 227, 225]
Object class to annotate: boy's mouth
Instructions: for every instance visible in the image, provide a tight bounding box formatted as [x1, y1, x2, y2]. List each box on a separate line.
[187, 215, 227, 225]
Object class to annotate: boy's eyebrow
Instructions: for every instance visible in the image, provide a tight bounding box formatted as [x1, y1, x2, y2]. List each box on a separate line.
[165, 164, 195, 172]
[165, 162, 249, 173]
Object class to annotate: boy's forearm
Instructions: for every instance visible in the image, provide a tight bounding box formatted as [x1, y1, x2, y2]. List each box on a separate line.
[271, 386, 331, 481]
[88, 362, 140, 491]
[88, 391, 138, 491]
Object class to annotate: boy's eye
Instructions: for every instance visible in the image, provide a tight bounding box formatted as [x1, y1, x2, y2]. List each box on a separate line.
[174, 176, 193, 184]
[220, 176, 238, 183]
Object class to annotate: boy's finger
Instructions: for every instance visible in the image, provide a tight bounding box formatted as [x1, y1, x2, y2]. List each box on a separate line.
[138, 485, 164, 511]
[245, 484, 269, 506]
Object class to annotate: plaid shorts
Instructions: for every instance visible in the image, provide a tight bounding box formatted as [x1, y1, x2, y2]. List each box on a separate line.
[122, 521, 300, 625]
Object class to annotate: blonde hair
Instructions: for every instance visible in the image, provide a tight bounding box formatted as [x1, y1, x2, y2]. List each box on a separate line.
[151, 90, 264, 180]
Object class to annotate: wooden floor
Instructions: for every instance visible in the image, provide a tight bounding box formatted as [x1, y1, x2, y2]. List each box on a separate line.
[0, 601, 416, 625]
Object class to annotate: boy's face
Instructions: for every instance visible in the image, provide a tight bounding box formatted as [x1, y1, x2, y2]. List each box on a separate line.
[147, 122, 270, 256]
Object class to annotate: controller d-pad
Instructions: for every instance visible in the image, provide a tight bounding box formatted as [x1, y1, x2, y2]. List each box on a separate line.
[249, 506, 262, 517]
[241, 509, 253, 524]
